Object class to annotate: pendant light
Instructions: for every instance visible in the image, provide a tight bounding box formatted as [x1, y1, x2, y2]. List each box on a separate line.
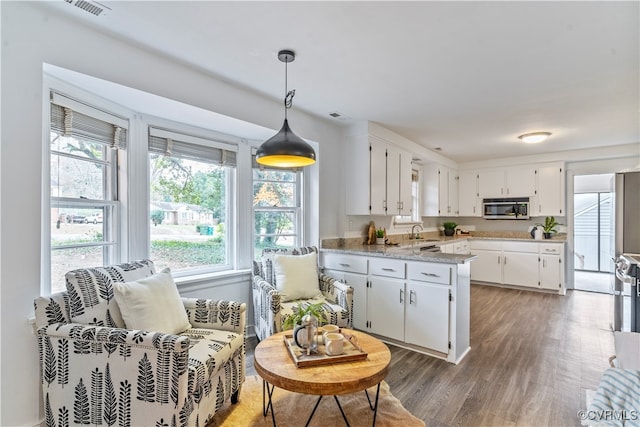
[256, 50, 316, 168]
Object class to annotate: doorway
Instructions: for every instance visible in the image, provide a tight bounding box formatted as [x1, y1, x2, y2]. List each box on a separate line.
[573, 174, 615, 293]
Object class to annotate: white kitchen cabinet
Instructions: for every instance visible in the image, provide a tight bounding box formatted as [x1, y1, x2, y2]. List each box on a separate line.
[345, 125, 413, 216]
[458, 171, 480, 216]
[321, 253, 368, 330]
[405, 281, 450, 353]
[423, 164, 458, 216]
[470, 240, 502, 283]
[368, 276, 405, 341]
[470, 240, 565, 293]
[502, 242, 539, 288]
[478, 167, 535, 198]
[535, 163, 565, 217]
[539, 243, 563, 290]
[369, 138, 387, 215]
[439, 240, 470, 255]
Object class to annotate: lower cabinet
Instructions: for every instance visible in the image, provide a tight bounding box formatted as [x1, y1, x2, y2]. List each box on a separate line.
[470, 240, 564, 292]
[321, 251, 470, 363]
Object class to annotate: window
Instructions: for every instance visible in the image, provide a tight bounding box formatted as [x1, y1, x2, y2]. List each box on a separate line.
[253, 159, 302, 260]
[394, 168, 421, 225]
[49, 92, 126, 293]
[148, 127, 236, 274]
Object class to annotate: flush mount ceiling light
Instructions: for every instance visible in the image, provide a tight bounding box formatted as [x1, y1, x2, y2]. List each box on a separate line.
[256, 50, 316, 168]
[518, 132, 552, 144]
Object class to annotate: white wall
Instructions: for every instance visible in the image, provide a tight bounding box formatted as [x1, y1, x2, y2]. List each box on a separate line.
[0, 3, 344, 425]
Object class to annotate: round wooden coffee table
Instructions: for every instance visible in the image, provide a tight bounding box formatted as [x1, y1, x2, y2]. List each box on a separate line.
[253, 328, 391, 426]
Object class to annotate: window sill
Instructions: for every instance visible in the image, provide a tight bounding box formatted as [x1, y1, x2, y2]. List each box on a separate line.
[174, 268, 252, 287]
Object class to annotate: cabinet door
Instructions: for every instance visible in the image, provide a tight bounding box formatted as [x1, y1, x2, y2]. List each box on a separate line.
[470, 249, 502, 282]
[478, 170, 505, 198]
[368, 277, 405, 341]
[438, 166, 449, 215]
[440, 243, 454, 254]
[458, 171, 480, 216]
[421, 165, 439, 216]
[405, 282, 450, 353]
[325, 269, 368, 330]
[386, 146, 400, 215]
[506, 166, 536, 197]
[448, 168, 459, 215]
[539, 255, 562, 290]
[536, 165, 564, 216]
[502, 252, 539, 287]
[398, 151, 413, 216]
[370, 139, 387, 215]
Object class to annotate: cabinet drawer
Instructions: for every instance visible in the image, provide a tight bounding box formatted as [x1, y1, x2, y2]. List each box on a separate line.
[502, 241, 538, 253]
[539, 243, 562, 255]
[370, 258, 406, 279]
[470, 240, 502, 251]
[321, 253, 368, 274]
[407, 262, 452, 285]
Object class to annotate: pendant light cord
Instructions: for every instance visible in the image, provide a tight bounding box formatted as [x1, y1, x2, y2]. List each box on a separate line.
[284, 58, 295, 119]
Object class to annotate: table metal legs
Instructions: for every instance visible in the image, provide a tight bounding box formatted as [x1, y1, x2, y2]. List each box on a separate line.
[261, 380, 382, 427]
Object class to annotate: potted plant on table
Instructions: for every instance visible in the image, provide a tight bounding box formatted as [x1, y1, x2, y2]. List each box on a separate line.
[282, 302, 328, 331]
[442, 221, 458, 237]
[537, 216, 559, 239]
[375, 227, 386, 245]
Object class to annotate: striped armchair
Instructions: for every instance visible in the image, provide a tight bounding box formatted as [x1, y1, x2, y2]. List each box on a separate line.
[252, 246, 353, 341]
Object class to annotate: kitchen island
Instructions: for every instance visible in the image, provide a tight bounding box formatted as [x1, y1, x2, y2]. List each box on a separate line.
[320, 245, 475, 364]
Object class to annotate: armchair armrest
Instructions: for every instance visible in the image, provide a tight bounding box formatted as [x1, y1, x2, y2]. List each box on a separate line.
[182, 298, 246, 333]
[319, 273, 353, 327]
[38, 323, 191, 352]
[251, 275, 283, 340]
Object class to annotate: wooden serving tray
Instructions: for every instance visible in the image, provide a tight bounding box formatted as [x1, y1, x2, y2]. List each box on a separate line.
[283, 331, 368, 368]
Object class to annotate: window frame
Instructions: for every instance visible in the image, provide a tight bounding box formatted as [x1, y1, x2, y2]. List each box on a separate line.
[252, 166, 303, 258]
[43, 81, 131, 295]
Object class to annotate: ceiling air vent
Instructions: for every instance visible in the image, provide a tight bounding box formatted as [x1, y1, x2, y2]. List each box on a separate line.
[64, 0, 111, 17]
[328, 111, 352, 121]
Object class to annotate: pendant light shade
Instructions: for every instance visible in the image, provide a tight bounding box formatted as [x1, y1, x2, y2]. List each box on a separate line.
[256, 50, 316, 168]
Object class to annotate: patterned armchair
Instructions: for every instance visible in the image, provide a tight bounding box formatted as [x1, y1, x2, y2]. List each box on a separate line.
[34, 260, 246, 427]
[252, 246, 353, 341]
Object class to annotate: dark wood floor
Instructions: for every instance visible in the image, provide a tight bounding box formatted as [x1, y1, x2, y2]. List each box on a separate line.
[245, 284, 614, 426]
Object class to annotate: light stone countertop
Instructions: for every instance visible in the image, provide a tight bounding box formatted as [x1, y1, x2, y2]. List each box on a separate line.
[320, 232, 566, 265]
[321, 245, 476, 265]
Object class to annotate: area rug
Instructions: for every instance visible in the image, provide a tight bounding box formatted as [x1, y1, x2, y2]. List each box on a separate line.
[207, 375, 425, 426]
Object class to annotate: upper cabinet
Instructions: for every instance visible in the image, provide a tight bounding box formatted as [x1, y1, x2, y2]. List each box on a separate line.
[458, 171, 480, 216]
[534, 163, 565, 216]
[422, 164, 458, 216]
[346, 128, 413, 216]
[478, 166, 536, 198]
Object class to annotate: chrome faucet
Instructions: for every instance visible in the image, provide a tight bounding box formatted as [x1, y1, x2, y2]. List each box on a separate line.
[411, 224, 424, 240]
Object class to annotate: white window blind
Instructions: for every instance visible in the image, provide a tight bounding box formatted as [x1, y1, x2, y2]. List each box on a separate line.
[50, 92, 128, 149]
[148, 127, 237, 166]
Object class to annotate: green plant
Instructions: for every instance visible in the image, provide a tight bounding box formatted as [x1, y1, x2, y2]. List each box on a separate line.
[375, 227, 385, 238]
[283, 302, 328, 330]
[537, 216, 559, 234]
[443, 221, 458, 230]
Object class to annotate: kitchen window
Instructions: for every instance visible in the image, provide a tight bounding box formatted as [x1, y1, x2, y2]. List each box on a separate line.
[148, 127, 237, 274]
[395, 168, 421, 225]
[253, 158, 302, 260]
[48, 92, 126, 293]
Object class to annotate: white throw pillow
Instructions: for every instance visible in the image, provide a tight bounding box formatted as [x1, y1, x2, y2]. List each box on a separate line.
[273, 252, 321, 302]
[113, 269, 192, 335]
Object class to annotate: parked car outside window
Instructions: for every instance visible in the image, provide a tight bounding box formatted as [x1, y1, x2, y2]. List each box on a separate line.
[86, 213, 103, 224]
[72, 215, 88, 224]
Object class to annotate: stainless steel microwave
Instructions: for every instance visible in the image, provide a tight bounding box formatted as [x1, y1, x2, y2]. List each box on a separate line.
[482, 198, 530, 219]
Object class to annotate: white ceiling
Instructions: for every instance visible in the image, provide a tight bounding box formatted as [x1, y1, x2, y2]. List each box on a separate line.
[43, 1, 639, 162]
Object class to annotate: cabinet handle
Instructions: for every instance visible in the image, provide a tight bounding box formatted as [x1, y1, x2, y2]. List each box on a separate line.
[400, 289, 404, 303]
[339, 263, 351, 267]
[421, 272, 440, 277]
[504, 256, 507, 265]
[382, 268, 396, 272]
[543, 259, 547, 268]
[544, 249, 555, 252]
[410, 290, 415, 305]
[498, 256, 501, 264]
